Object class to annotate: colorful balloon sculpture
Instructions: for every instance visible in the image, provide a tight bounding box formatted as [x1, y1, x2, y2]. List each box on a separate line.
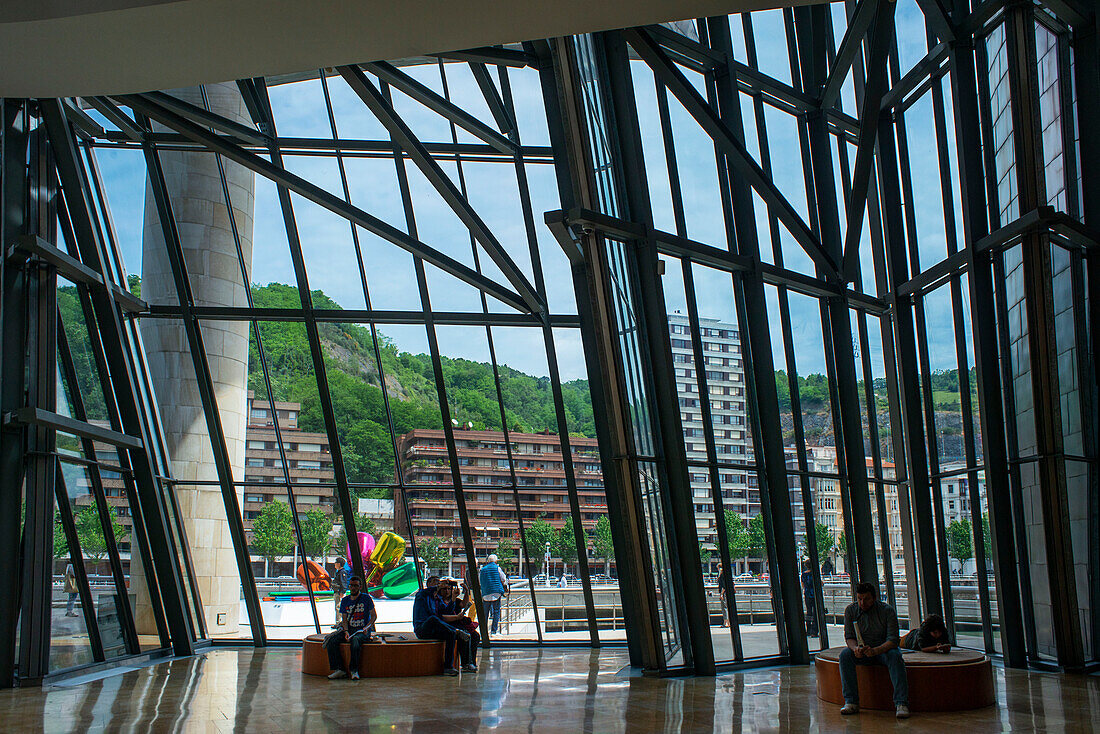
[346, 531, 376, 570]
[365, 532, 407, 597]
[296, 560, 331, 591]
[380, 562, 418, 599]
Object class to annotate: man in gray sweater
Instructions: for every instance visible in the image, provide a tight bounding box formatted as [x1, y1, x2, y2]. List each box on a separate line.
[840, 582, 909, 719]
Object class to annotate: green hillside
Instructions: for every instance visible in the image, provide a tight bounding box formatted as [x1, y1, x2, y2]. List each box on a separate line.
[247, 283, 597, 491]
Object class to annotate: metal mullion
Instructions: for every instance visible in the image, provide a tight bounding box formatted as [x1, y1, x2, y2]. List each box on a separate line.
[624, 26, 838, 278]
[77, 150, 177, 646]
[237, 79, 374, 599]
[381, 80, 482, 613]
[667, 22, 750, 656]
[118, 92, 529, 315]
[493, 62, 597, 643]
[742, 19, 827, 627]
[795, 4, 880, 588]
[316, 72, 424, 590]
[871, 92, 943, 620]
[968, 26, 1032, 663]
[336, 66, 543, 314]
[136, 117, 272, 642]
[197, 85, 321, 636]
[53, 464, 106, 662]
[603, 30, 711, 669]
[682, 258, 745, 661]
[0, 98, 29, 688]
[828, 22, 897, 607]
[934, 54, 996, 648]
[712, 12, 806, 663]
[56, 313, 139, 655]
[1005, 4, 1084, 669]
[20, 136, 59, 681]
[436, 61, 523, 642]
[546, 34, 662, 668]
[42, 101, 197, 656]
[897, 47, 959, 630]
[856, 311, 896, 604]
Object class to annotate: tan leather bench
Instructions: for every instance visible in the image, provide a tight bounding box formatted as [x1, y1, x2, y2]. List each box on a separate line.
[301, 633, 445, 677]
[815, 646, 995, 711]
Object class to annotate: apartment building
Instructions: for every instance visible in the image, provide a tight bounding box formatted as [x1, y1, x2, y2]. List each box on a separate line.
[240, 392, 337, 540]
[393, 429, 605, 563]
[669, 312, 754, 550]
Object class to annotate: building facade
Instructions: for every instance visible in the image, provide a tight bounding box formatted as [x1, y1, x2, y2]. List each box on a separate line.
[394, 429, 605, 568]
[669, 313, 753, 550]
[240, 392, 337, 541]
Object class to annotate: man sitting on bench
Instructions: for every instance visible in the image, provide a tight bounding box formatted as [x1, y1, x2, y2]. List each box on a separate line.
[324, 576, 377, 680]
[412, 576, 470, 677]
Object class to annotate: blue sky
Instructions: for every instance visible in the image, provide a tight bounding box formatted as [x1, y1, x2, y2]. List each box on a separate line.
[93, 2, 968, 383]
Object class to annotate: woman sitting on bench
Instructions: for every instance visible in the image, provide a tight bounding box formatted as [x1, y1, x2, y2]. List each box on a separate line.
[902, 614, 952, 654]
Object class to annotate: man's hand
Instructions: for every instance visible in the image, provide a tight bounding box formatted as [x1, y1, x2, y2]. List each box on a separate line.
[853, 646, 865, 658]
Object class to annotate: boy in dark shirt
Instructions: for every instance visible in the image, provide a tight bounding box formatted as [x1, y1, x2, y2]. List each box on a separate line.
[324, 576, 377, 680]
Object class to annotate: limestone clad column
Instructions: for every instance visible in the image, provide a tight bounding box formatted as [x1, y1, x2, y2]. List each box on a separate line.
[138, 82, 255, 638]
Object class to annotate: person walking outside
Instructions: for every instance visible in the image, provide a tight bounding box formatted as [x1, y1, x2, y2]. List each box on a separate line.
[838, 582, 910, 719]
[331, 556, 350, 621]
[478, 554, 509, 635]
[323, 576, 376, 681]
[801, 560, 818, 637]
[64, 562, 79, 617]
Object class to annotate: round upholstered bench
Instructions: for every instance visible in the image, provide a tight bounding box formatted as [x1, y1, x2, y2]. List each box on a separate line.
[301, 633, 445, 677]
[815, 646, 995, 712]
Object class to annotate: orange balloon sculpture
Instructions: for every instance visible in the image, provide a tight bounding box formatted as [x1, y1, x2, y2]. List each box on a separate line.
[297, 560, 332, 592]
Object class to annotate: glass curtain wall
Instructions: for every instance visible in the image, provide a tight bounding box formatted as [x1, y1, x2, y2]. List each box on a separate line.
[2, 0, 1099, 686]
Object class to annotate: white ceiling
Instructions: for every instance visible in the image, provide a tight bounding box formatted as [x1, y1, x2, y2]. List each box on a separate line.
[0, 0, 819, 97]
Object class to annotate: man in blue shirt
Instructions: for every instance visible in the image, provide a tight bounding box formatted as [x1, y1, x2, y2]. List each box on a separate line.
[413, 576, 469, 676]
[479, 555, 509, 635]
[324, 576, 377, 680]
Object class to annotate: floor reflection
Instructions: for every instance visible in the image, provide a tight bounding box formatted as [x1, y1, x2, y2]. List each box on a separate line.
[0, 646, 1096, 732]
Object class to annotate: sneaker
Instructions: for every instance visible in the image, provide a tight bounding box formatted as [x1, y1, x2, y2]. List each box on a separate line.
[896, 704, 910, 719]
[443, 668, 459, 676]
[327, 670, 347, 680]
[461, 664, 477, 672]
[351, 671, 360, 680]
[840, 703, 859, 715]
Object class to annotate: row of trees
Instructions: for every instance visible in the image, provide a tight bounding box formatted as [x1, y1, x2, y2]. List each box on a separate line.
[700, 512, 848, 570]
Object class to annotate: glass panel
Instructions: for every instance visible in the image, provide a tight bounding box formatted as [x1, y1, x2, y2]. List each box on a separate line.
[53, 461, 97, 671]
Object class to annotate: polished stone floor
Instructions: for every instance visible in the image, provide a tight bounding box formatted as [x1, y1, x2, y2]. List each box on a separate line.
[1, 647, 1097, 733]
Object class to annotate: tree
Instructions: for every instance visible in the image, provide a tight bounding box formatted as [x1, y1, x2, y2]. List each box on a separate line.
[415, 536, 449, 574]
[593, 515, 615, 575]
[53, 510, 69, 560]
[800, 522, 834, 562]
[495, 537, 516, 570]
[251, 501, 295, 576]
[981, 514, 992, 563]
[748, 514, 769, 563]
[946, 519, 973, 569]
[523, 516, 557, 572]
[698, 542, 712, 570]
[75, 505, 127, 573]
[836, 529, 849, 559]
[556, 517, 579, 574]
[721, 510, 751, 562]
[299, 509, 333, 560]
